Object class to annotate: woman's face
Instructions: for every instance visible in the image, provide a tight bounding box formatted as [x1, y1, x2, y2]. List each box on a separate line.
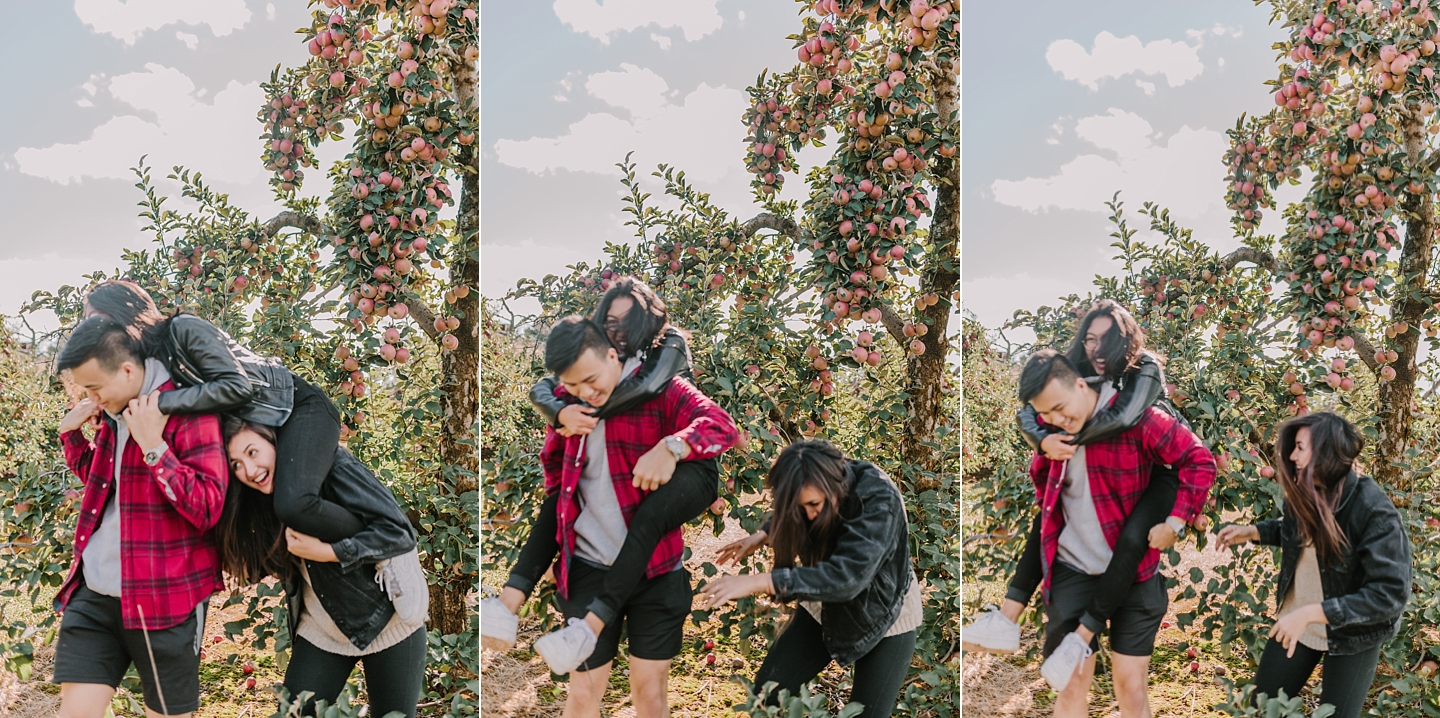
[227, 428, 277, 494]
[1082, 315, 1114, 373]
[603, 295, 636, 350]
[1290, 426, 1313, 473]
[797, 483, 826, 521]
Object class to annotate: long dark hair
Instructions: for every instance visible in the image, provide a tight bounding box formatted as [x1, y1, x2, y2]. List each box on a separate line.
[84, 280, 174, 360]
[1065, 299, 1148, 380]
[215, 416, 293, 584]
[591, 277, 688, 358]
[1274, 411, 1360, 567]
[767, 440, 851, 568]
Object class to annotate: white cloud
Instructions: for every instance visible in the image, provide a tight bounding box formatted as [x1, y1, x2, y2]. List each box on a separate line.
[77, 98, 93, 108]
[1046, 31, 1203, 90]
[585, 64, 669, 118]
[176, 31, 198, 49]
[1218, 57, 1226, 67]
[266, 3, 276, 20]
[15, 64, 267, 186]
[651, 32, 672, 50]
[0, 253, 117, 325]
[553, 0, 722, 43]
[1136, 79, 1155, 95]
[990, 110, 1228, 221]
[493, 74, 747, 182]
[73, 0, 252, 44]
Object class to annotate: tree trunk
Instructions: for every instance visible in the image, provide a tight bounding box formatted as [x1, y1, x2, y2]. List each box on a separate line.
[1375, 114, 1435, 491]
[902, 65, 960, 485]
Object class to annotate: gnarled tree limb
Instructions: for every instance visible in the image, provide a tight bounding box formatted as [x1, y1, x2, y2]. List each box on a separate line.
[260, 211, 325, 239]
[1218, 247, 1278, 274]
[739, 212, 799, 239]
[876, 301, 909, 348]
[1348, 330, 1380, 374]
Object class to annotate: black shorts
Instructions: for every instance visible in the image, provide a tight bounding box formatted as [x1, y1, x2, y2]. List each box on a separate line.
[52, 584, 207, 714]
[1045, 561, 1168, 657]
[556, 558, 691, 671]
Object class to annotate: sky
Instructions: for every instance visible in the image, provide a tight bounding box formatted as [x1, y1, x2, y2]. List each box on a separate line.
[481, 0, 839, 315]
[0, 1, 347, 334]
[963, 1, 1299, 338]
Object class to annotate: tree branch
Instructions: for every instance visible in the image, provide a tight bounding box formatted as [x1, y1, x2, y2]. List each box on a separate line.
[1218, 247, 1278, 274]
[739, 212, 798, 239]
[1348, 330, 1381, 374]
[877, 301, 908, 347]
[405, 292, 443, 344]
[259, 211, 325, 239]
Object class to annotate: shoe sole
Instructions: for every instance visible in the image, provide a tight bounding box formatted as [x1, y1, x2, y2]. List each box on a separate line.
[482, 634, 516, 651]
[961, 640, 1019, 654]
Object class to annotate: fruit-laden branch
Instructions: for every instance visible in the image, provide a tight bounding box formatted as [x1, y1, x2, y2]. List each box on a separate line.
[738, 212, 799, 239]
[1349, 329, 1380, 374]
[406, 293, 443, 344]
[1218, 247, 1278, 274]
[876, 301, 909, 348]
[260, 211, 326, 240]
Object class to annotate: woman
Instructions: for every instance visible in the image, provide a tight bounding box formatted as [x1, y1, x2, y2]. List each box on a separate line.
[220, 417, 429, 717]
[701, 440, 918, 718]
[1216, 412, 1410, 718]
[964, 299, 1195, 670]
[83, 280, 362, 544]
[482, 277, 721, 672]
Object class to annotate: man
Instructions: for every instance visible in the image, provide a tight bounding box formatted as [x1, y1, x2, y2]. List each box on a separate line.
[52, 316, 228, 718]
[1018, 349, 1214, 718]
[487, 316, 737, 718]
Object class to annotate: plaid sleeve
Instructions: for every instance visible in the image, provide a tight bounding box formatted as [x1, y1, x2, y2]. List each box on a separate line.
[1143, 409, 1216, 522]
[61, 430, 95, 483]
[151, 413, 229, 531]
[540, 428, 565, 496]
[1030, 453, 1052, 503]
[662, 381, 739, 460]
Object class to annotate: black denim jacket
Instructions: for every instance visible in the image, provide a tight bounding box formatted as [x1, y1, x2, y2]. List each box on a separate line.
[528, 329, 692, 427]
[283, 447, 418, 651]
[768, 461, 912, 665]
[1255, 471, 1411, 656]
[1016, 352, 1186, 450]
[157, 314, 295, 427]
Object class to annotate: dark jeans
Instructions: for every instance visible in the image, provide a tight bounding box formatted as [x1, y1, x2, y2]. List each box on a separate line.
[754, 609, 915, 718]
[1008, 465, 1179, 635]
[1252, 638, 1381, 718]
[285, 629, 428, 718]
[506, 459, 718, 625]
[273, 376, 363, 541]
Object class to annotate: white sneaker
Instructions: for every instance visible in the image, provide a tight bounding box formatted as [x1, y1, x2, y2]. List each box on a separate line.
[961, 607, 1020, 653]
[480, 598, 518, 651]
[533, 617, 598, 676]
[1040, 632, 1093, 693]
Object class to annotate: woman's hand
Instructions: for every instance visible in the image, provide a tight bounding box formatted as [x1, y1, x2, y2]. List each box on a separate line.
[1040, 433, 1077, 461]
[1270, 604, 1327, 657]
[697, 573, 773, 610]
[716, 530, 769, 566]
[556, 404, 599, 437]
[285, 528, 338, 562]
[1214, 524, 1260, 550]
[123, 391, 170, 453]
[60, 398, 103, 434]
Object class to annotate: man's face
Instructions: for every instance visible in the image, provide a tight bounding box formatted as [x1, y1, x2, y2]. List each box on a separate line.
[69, 357, 145, 414]
[1028, 375, 1098, 435]
[558, 346, 623, 407]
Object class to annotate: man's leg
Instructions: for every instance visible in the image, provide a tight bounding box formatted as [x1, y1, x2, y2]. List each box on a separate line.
[1111, 654, 1153, 718]
[53, 586, 130, 718]
[629, 657, 673, 718]
[58, 683, 115, 718]
[564, 661, 614, 718]
[1052, 653, 1097, 718]
[1104, 571, 1171, 718]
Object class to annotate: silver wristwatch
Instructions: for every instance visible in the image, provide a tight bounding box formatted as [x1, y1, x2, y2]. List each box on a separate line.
[1165, 515, 1188, 540]
[143, 442, 170, 467]
[664, 435, 687, 460]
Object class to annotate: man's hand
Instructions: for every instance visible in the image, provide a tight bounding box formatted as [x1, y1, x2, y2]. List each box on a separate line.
[1214, 524, 1260, 550]
[632, 441, 678, 490]
[60, 398, 103, 434]
[716, 530, 769, 566]
[556, 404, 599, 437]
[285, 528, 338, 562]
[123, 391, 170, 453]
[1148, 523, 1178, 550]
[1040, 433, 1077, 461]
[697, 573, 773, 610]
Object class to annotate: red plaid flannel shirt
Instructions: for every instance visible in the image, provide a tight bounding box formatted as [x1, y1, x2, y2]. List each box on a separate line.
[1030, 399, 1216, 602]
[541, 378, 738, 599]
[55, 380, 229, 630]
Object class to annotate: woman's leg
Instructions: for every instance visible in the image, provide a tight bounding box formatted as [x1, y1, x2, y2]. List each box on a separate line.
[272, 377, 364, 541]
[1317, 644, 1382, 718]
[753, 609, 836, 705]
[361, 627, 429, 718]
[1073, 466, 1179, 634]
[584, 459, 719, 625]
[1004, 512, 1044, 607]
[1251, 637, 1324, 707]
[504, 493, 562, 599]
[283, 634, 360, 716]
[847, 630, 917, 718]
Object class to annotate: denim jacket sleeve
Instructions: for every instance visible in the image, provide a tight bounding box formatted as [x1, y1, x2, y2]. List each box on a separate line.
[155, 316, 255, 416]
[324, 449, 418, 572]
[769, 469, 906, 604]
[1321, 489, 1412, 631]
[1255, 518, 1284, 547]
